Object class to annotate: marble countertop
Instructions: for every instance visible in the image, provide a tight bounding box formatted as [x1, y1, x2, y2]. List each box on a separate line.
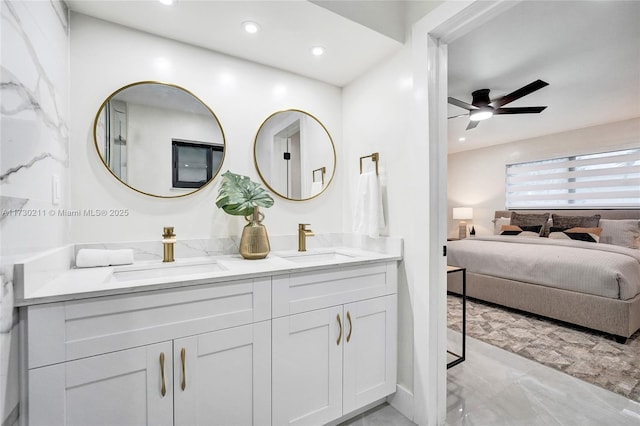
[15, 245, 401, 307]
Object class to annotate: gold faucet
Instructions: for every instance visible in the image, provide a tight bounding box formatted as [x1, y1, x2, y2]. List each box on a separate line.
[162, 227, 176, 262]
[298, 224, 314, 252]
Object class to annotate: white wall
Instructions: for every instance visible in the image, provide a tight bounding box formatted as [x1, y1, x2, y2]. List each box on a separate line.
[0, 1, 70, 424]
[343, 43, 416, 403]
[258, 112, 336, 199]
[255, 111, 301, 197]
[447, 117, 640, 237]
[344, 4, 535, 424]
[125, 103, 222, 196]
[301, 114, 333, 198]
[70, 14, 343, 243]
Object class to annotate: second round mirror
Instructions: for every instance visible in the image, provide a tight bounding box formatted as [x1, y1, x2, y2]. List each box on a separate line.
[254, 109, 335, 200]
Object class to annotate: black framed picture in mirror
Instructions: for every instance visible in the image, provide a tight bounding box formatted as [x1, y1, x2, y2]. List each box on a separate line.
[93, 81, 226, 198]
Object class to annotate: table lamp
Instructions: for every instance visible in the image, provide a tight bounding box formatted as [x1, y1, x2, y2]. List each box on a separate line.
[453, 207, 473, 239]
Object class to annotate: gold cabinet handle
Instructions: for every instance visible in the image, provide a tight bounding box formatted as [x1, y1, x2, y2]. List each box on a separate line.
[336, 314, 342, 346]
[180, 348, 186, 391]
[159, 352, 166, 397]
[346, 311, 353, 343]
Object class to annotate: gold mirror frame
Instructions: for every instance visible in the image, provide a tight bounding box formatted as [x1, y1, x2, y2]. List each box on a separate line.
[93, 81, 226, 198]
[253, 109, 336, 201]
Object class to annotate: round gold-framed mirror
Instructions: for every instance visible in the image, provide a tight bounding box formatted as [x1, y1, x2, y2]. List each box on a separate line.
[253, 109, 336, 201]
[93, 81, 226, 198]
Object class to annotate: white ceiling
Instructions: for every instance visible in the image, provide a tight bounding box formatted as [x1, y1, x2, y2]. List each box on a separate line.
[447, 0, 640, 153]
[66, 0, 410, 87]
[66, 1, 640, 153]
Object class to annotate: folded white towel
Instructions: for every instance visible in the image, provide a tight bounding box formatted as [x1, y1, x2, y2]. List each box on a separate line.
[352, 170, 385, 239]
[76, 249, 134, 268]
[108, 249, 135, 266]
[75, 249, 109, 268]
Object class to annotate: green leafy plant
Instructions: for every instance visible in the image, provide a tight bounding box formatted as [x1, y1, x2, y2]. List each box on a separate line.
[215, 170, 274, 216]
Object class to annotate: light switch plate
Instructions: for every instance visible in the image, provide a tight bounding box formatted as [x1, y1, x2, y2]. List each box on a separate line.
[52, 174, 60, 205]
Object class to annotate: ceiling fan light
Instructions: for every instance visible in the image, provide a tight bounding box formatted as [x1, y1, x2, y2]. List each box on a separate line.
[470, 108, 493, 121]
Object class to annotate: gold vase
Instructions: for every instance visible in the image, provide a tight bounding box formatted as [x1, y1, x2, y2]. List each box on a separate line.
[239, 206, 270, 259]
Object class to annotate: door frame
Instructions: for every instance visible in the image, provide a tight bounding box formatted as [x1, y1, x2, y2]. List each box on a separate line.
[410, 1, 521, 425]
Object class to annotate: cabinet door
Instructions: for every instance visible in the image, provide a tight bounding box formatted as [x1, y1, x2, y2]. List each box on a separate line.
[343, 294, 397, 414]
[173, 321, 271, 426]
[28, 341, 173, 426]
[272, 306, 343, 426]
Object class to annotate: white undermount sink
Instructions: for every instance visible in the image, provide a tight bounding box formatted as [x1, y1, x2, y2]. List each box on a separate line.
[278, 250, 357, 264]
[112, 258, 226, 281]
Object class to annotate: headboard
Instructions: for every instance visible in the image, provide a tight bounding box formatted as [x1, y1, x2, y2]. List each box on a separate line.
[495, 209, 640, 220]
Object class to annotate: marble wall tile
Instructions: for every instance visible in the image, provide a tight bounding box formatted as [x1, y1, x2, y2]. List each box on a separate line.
[0, 267, 19, 426]
[73, 233, 395, 263]
[1, 0, 70, 255]
[75, 237, 240, 262]
[1, 1, 70, 424]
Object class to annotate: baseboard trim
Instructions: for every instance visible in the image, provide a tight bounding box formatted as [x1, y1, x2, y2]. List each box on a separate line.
[387, 384, 413, 421]
[326, 398, 387, 426]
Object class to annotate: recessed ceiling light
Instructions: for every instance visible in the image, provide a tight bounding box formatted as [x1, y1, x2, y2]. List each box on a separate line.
[243, 21, 260, 34]
[311, 46, 325, 56]
[158, 0, 174, 5]
[459, 137, 466, 142]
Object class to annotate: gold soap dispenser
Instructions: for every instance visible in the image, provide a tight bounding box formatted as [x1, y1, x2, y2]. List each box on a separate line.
[162, 227, 176, 262]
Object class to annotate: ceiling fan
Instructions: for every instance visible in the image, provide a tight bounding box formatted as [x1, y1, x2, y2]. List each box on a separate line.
[448, 79, 549, 130]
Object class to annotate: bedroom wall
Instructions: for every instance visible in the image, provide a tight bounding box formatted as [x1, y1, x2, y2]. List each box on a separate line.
[447, 117, 640, 237]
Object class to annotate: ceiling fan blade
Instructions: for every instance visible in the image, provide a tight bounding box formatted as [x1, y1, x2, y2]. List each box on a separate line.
[466, 120, 480, 130]
[492, 79, 549, 108]
[448, 97, 476, 111]
[448, 113, 469, 119]
[494, 106, 547, 115]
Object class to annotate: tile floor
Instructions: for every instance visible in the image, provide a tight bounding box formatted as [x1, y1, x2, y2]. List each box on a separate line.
[446, 332, 640, 425]
[342, 332, 640, 425]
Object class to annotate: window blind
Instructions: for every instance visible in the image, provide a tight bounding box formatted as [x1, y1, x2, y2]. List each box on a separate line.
[506, 148, 640, 209]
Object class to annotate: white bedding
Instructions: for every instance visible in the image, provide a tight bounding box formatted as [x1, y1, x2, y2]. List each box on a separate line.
[447, 236, 640, 300]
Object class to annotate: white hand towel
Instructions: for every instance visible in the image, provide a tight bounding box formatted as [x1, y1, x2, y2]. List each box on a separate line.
[76, 249, 134, 268]
[352, 170, 385, 238]
[108, 249, 135, 266]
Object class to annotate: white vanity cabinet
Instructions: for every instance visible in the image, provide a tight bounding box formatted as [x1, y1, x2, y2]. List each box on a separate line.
[29, 341, 174, 426]
[173, 322, 271, 426]
[271, 262, 398, 426]
[23, 278, 272, 426]
[20, 257, 399, 426]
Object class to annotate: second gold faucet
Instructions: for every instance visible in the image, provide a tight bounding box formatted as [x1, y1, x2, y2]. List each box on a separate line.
[298, 224, 314, 252]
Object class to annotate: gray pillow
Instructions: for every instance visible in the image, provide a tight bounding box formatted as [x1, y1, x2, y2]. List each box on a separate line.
[551, 214, 601, 229]
[599, 219, 640, 248]
[510, 212, 550, 236]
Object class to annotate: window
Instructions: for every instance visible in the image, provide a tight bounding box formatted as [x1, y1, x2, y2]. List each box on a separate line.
[505, 148, 640, 209]
[172, 139, 223, 188]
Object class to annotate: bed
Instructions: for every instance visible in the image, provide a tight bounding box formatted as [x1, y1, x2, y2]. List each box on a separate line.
[447, 209, 640, 342]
